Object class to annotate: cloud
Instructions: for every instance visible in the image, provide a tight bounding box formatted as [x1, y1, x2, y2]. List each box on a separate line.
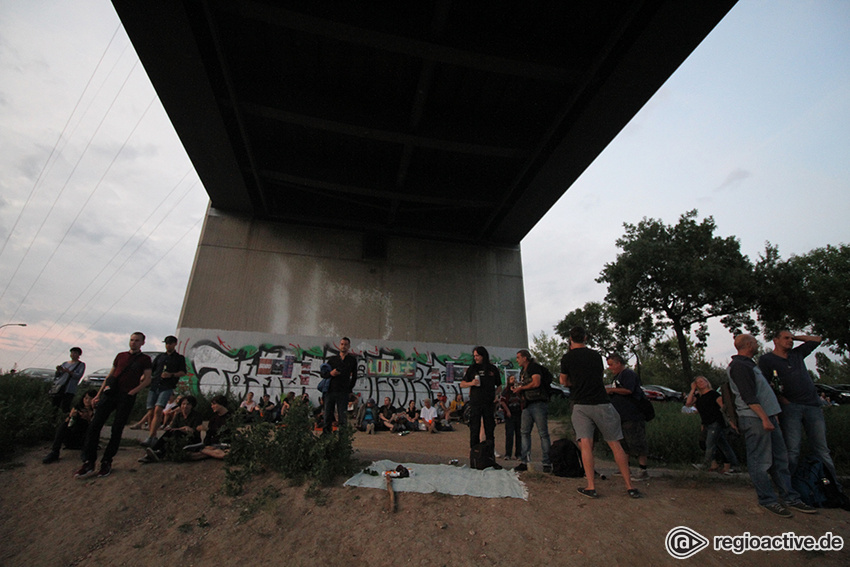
[715, 168, 752, 192]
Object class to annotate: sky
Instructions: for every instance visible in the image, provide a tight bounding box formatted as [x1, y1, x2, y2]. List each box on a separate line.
[1, 0, 848, 374]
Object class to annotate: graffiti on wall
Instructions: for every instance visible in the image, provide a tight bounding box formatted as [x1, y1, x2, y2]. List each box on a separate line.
[180, 335, 516, 408]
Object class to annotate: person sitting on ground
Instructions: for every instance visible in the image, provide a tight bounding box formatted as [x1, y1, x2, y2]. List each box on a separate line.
[436, 394, 450, 421]
[159, 394, 182, 429]
[686, 376, 740, 474]
[139, 395, 203, 463]
[446, 393, 465, 422]
[257, 393, 276, 421]
[391, 400, 419, 431]
[43, 390, 96, 464]
[347, 393, 361, 422]
[418, 398, 439, 434]
[377, 397, 397, 431]
[239, 391, 257, 413]
[356, 398, 378, 434]
[189, 395, 231, 460]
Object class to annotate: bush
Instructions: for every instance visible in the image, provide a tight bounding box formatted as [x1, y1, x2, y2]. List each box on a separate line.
[0, 374, 56, 457]
[222, 399, 356, 495]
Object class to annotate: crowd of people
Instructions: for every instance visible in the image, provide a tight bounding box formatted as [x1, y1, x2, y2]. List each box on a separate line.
[40, 330, 843, 519]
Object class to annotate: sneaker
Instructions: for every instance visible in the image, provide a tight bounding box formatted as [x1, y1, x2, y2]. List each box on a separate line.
[542, 465, 553, 474]
[140, 436, 157, 447]
[129, 423, 144, 430]
[691, 463, 706, 470]
[74, 461, 96, 479]
[723, 468, 741, 476]
[761, 502, 792, 518]
[137, 455, 153, 463]
[145, 447, 160, 463]
[577, 487, 598, 499]
[787, 501, 818, 514]
[96, 461, 112, 478]
[513, 463, 528, 472]
[632, 469, 649, 481]
[628, 488, 643, 499]
[42, 452, 59, 464]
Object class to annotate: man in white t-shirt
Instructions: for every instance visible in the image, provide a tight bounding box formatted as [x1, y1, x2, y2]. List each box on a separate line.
[419, 398, 439, 433]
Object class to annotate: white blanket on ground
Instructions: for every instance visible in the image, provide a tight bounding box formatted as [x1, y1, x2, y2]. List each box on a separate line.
[343, 459, 528, 500]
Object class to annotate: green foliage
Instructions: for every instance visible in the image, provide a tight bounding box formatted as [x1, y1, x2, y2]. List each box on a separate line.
[530, 331, 564, 377]
[0, 374, 56, 457]
[222, 399, 356, 497]
[599, 210, 757, 381]
[815, 353, 850, 385]
[637, 336, 727, 392]
[238, 485, 282, 523]
[756, 243, 850, 355]
[555, 301, 660, 359]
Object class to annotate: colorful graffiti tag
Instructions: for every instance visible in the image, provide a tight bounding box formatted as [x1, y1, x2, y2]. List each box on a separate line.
[180, 335, 516, 408]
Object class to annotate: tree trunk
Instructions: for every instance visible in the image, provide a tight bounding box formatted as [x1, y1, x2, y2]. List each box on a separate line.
[672, 320, 694, 383]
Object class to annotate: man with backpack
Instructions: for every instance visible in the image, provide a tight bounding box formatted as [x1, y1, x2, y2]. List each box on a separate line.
[511, 349, 551, 473]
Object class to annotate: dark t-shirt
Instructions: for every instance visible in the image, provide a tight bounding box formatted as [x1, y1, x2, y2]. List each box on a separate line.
[327, 354, 358, 394]
[151, 351, 187, 390]
[111, 351, 153, 394]
[171, 409, 203, 444]
[464, 363, 501, 406]
[560, 347, 609, 405]
[694, 390, 723, 426]
[758, 341, 820, 406]
[205, 412, 230, 446]
[609, 368, 644, 422]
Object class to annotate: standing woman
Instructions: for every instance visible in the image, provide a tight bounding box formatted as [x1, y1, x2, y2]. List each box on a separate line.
[686, 376, 740, 474]
[460, 346, 503, 449]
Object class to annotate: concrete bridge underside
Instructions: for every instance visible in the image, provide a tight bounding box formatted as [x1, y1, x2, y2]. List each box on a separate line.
[113, 1, 736, 397]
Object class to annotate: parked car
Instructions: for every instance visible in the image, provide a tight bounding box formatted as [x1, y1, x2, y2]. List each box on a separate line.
[550, 383, 570, 398]
[18, 367, 56, 382]
[81, 368, 111, 387]
[641, 387, 666, 402]
[81, 350, 168, 388]
[642, 384, 684, 402]
[815, 383, 850, 405]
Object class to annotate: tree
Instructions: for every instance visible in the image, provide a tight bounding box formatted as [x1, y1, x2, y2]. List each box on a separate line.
[815, 352, 850, 385]
[638, 336, 727, 392]
[756, 244, 850, 355]
[599, 210, 756, 382]
[530, 331, 565, 377]
[555, 301, 660, 368]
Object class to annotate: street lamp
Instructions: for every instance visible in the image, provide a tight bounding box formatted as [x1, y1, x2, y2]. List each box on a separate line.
[0, 323, 27, 333]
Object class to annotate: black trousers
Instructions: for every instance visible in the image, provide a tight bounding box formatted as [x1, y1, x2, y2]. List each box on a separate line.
[467, 401, 496, 449]
[82, 391, 136, 464]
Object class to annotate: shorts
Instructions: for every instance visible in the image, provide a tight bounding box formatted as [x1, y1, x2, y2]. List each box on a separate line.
[620, 419, 648, 456]
[146, 388, 174, 409]
[572, 403, 623, 442]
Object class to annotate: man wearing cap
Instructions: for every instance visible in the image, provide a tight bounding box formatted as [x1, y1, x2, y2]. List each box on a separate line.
[141, 336, 187, 447]
[52, 347, 86, 413]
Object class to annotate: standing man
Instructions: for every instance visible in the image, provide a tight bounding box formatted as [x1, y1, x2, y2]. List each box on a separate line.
[52, 347, 86, 413]
[560, 327, 640, 499]
[76, 332, 152, 479]
[605, 354, 649, 480]
[141, 336, 186, 447]
[323, 337, 357, 431]
[512, 349, 551, 473]
[460, 346, 502, 450]
[758, 330, 840, 489]
[727, 334, 816, 517]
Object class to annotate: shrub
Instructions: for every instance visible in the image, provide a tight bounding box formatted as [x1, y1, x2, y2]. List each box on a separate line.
[0, 374, 56, 457]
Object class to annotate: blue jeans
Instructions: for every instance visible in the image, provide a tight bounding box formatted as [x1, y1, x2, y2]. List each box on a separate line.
[779, 402, 842, 489]
[703, 421, 739, 468]
[739, 415, 801, 506]
[520, 402, 551, 466]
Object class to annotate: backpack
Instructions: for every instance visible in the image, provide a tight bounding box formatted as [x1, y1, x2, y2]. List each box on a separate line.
[792, 456, 828, 508]
[549, 438, 584, 478]
[470, 439, 500, 470]
[635, 396, 655, 422]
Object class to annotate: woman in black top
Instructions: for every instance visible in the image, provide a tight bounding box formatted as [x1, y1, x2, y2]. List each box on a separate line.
[686, 376, 740, 473]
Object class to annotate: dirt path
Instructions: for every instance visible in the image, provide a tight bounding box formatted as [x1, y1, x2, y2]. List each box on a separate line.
[1, 422, 848, 566]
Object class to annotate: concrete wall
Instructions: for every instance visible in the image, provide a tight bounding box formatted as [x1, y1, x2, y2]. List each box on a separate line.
[176, 207, 528, 403]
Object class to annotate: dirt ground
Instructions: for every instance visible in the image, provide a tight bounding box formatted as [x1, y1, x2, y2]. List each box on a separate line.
[1, 421, 848, 567]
